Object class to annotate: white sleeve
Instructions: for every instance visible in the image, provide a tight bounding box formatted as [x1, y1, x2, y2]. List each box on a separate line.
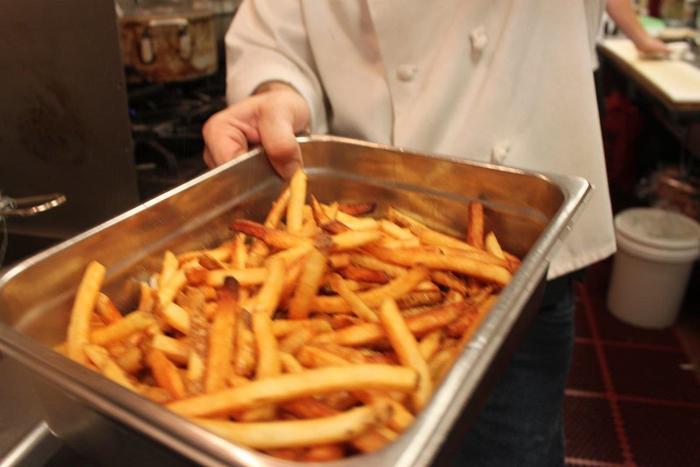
[224, 0, 328, 132]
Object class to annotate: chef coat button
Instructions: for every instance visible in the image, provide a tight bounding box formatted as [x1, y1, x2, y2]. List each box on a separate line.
[470, 26, 488, 52]
[490, 140, 511, 165]
[397, 64, 417, 82]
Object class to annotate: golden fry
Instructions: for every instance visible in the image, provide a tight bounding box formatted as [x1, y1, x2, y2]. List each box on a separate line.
[204, 288, 237, 393]
[67, 261, 106, 364]
[251, 258, 285, 317]
[271, 319, 332, 338]
[192, 402, 390, 449]
[466, 201, 485, 250]
[147, 349, 186, 399]
[289, 247, 327, 320]
[234, 312, 256, 377]
[168, 365, 417, 417]
[328, 273, 379, 322]
[151, 334, 190, 365]
[90, 311, 155, 346]
[379, 298, 432, 411]
[286, 168, 307, 235]
[95, 293, 123, 324]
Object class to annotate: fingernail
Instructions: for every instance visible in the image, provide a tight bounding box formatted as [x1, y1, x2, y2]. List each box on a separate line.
[277, 160, 300, 180]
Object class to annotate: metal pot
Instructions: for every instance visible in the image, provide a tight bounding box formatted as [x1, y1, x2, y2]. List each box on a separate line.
[118, 5, 218, 83]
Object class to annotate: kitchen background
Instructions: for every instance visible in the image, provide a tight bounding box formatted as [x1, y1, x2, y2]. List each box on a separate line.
[0, 1, 698, 465]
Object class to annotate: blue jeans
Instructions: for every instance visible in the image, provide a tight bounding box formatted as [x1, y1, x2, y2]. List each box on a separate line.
[452, 273, 576, 467]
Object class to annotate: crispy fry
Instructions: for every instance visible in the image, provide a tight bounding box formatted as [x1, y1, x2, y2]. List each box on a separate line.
[252, 258, 285, 317]
[137, 282, 156, 314]
[328, 273, 379, 322]
[289, 248, 327, 320]
[234, 311, 256, 377]
[192, 402, 390, 449]
[158, 270, 186, 308]
[321, 230, 382, 252]
[457, 295, 499, 348]
[271, 319, 333, 338]
[418, 330, 443, 361]
[350, 253, 407, 278]
[85, 344, 137, 390]
[286, 169, 307, 234]
[396, 290, 443, 309]
[161, 302, 190, 335]
[90, 311, 155, 346]
[147, 349, 186, 400]
[204, 282, 238, 393]
[445, 288, 493, 338]
[338, 264, 390, 284]
[302, 444, 345, 461]
[95, 293, 123, 324]
[430, 271, 468, 294]
[115, 346, 144, 374]
[312, 301, 465, 347]
[186, 267, 267, 288]
[67, 261, 106, 364]
[466, 201, 485, 250]
[334, 210, 378, 231]
[280, 352, 305, 374]
[365, 245, 511, 286]
[151, 334, 189, 365]
[232, 219, 310, 250]
[168, 365, 417, 417]
[158, 251, 179, 288]
[484, 231, 505, 259]
[252, 312, 281, 379]
[379, 219, 416, 240]
[279, 327, 316, 355]
[265, 186, 291, 228]
[379, 299, 432, 411]
[311, 266, 428, 313]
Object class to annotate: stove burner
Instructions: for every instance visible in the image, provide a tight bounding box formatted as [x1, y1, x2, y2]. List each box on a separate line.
[127, 73, 227, 200]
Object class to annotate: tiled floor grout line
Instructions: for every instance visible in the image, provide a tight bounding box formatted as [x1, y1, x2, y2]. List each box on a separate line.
[565, 456, 626, 467]
[574, 337, 683, 353]
[565, 388, 700, 409]
[576, 282, 637, 467]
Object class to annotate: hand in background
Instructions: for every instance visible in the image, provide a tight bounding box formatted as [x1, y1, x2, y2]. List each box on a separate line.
[634, 35, 671, 57]
[202, 83, 310, 179]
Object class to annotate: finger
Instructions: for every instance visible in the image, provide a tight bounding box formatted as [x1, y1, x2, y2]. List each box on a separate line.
[202, 114, 249, 166]
[257, 112, 302, 180]
[203, 147, 216, 169]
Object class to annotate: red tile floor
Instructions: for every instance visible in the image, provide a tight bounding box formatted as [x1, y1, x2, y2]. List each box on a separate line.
[564, 262, 700, 467]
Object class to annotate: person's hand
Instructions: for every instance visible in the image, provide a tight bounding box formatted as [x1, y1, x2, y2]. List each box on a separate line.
[634, 36, 671, 57]
[202, 83, 310, 179]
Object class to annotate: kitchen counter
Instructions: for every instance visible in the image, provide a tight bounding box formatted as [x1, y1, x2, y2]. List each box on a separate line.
[599, 38, 700, 114]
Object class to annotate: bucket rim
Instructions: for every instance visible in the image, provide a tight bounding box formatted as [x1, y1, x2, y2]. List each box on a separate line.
[614, 208, 700, 252]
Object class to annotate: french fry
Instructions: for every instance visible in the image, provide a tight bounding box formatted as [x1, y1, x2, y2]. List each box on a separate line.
[280, 352, 305, 374]
[271, 319, 333, 338]
[457, 295, 499, 348]
[186, 267, 267, 288]
[161, 302, 190, 335]
[286, 169, 307, 235]
[365, 245, 511, 286]
[379, 299, 432, 411]
[328, 273, 379, 322]
[151, 334, 189, 365]
[234, 311, 256, 377]
[350, 253, 406, 278]
[90, 311, 155, 346]
[311, 301, 464, 347]
[168, 365, 417, 417]
[252, 312, 281, 379]
[232, 219, 310, 250]
[147, 348, 186, 400]
[95, 293, 123, 324]
[192, 402, 391, 449]
[418, 330, 443, 361]
[311, 266, 428, 313]
[338, 265, 390, 284]
[321, 230, 383, 252]
[396, 290, 443, 309]
[251, 258, 285, 317]
[466, 202, 485, 249]
[302, 444, 345, 461]
[265, 187, 291, 228]
[158, 270, 187, 308]
[279, 327, 316, 355]
[67, 261, 106, 364]
[484, 231, 505, 259]
[85, 345, 137, 391]
[445, 288, 493, 338]
[137, 282, 156, 314]
[115, 347, 144, 374]
[159, 251, 179, 288]
[204, 281, 238, 393]
[333, 210, 378, 231]
[289, 248, 327, 320]
[430, 271, 468, 294]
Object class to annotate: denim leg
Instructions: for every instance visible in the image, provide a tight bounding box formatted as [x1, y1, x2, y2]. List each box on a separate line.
[451, 274, 576, 467]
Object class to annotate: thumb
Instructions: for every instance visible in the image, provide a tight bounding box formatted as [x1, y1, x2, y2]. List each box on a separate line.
[258, 110, 303, 179]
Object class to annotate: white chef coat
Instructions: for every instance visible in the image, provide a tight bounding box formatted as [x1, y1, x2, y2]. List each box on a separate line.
[225, 0, 616, 278]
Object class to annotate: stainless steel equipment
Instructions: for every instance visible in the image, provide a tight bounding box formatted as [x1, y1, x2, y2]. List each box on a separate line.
[0, 136, 589, 466]
[0, 0, 140, 254]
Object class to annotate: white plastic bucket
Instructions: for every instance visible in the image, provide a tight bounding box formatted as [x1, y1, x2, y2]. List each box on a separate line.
[607, 208, 700, 329]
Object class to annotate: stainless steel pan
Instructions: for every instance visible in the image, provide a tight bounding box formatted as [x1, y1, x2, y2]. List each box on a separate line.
[0, 135, 589, 466]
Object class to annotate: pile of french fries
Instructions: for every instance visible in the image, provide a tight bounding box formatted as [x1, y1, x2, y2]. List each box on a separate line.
[58, 169, 520, 461]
